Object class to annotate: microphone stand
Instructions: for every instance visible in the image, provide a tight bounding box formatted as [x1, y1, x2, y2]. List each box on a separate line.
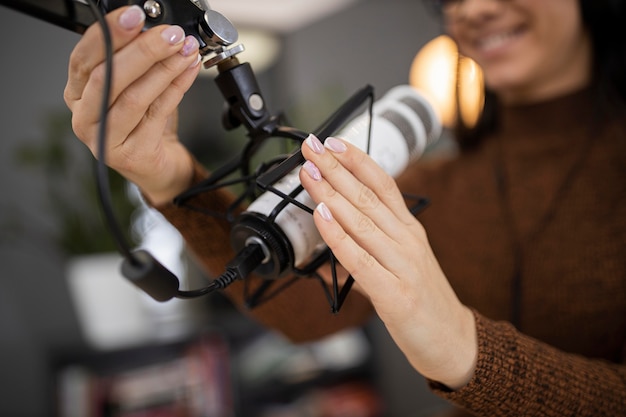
[0, 0, 428, 312]
[174, 43, 378, 313]
[192, 57, 429, 311]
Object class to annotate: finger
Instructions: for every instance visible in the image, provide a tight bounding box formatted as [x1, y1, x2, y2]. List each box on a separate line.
[300, 135, 429, 278]
[312, 202, 400, 297]
[300, 136, 396, 229]
[301, 135, 415, 241]
[71, 30, 200, 150]
[301, 158, 405, 277]
[65, 5, 146, 106]
[313, 199, 436, 326]
[325, 136, 418, 225]
[97, 37, 201, 150]
[113, 59, 202, 156]
[75, 25, 194, 128]
[77, 53, 201, 161]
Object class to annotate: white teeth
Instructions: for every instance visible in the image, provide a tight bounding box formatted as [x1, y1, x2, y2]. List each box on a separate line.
[477, 30, 519, 51]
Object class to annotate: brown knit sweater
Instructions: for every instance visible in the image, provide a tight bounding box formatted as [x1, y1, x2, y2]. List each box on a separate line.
[157, 88, 626, 416]
[396, 87, 626, 415]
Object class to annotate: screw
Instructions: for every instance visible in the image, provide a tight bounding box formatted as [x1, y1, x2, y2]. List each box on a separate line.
[143, 0, 162, 19]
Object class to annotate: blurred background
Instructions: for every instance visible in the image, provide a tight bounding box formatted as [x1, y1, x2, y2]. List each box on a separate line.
[0, 1, 454, 416]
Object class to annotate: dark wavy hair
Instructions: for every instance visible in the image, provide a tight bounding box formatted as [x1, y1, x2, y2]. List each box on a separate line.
[455, 0, 626, 149]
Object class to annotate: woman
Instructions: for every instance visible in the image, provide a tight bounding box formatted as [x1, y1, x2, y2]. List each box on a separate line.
[65, 0, 626, 415]
[299, 0, 626, 414]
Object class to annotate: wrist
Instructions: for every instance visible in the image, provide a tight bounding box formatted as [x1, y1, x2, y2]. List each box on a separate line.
[444, 306, 478, 390]
[140, 152, 196, 206]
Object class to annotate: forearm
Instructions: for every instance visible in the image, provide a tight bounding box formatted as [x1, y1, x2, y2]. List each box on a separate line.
[154, 158, 374, 343]
[430, 311, 626, 417]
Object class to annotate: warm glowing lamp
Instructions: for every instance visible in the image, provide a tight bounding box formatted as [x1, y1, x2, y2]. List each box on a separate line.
[409, 35, 485, 129]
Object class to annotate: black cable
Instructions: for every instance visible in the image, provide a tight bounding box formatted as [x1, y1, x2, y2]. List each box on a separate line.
[85, 1, 266, 301]
[176, 243, 265, 299]
[85, 0, 140, 265]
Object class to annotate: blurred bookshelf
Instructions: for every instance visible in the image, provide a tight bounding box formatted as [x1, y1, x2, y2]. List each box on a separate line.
[51, 290, 382, 417]
[54, 333, 233, 417]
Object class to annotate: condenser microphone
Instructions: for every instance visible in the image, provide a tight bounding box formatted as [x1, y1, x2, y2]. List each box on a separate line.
[231, 85, 442, 280]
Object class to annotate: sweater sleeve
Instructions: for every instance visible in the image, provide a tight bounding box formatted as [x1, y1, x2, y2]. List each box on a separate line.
[429, 310, 626, 416]
[153, 159, 375, 343]
[150, 159, 238, 278]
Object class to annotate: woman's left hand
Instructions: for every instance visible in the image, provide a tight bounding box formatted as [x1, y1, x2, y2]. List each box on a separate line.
[299, 134, 477, 390]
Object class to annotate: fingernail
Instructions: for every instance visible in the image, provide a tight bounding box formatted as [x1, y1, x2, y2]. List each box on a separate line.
[316, 202, 333, 222]
[119, 5, 145, 30]
[305, 134, 325, 154]
[161, 26, 185, 45]
[181, 35, 199, 56]
[189, 54, 202, 68]
[302, 160, 322, 181]
[324, 137, 347, 153]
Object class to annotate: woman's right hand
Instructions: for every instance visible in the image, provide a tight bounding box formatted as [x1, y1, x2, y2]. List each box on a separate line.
[64, 5, 202, 205]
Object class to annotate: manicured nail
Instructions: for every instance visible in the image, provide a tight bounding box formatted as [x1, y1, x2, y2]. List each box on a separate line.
[161, 26, 185, 45]
[119, 5, 145, 30]
[305, 134, 325, 154]
[189, 54, 202, 68]
[181, 35, 199, 56]
[302, 160, 322, 181]
[316, 202, 333, 222]
[324, 137, 347, 153]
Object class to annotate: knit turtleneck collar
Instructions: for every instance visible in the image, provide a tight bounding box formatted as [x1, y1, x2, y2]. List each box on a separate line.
[496, 87, 597, 146]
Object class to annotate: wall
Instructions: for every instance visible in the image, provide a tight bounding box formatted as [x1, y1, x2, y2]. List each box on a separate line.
[0, 6, 86, 417]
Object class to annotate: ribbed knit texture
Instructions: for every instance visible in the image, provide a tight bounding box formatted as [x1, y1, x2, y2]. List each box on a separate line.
[429, 311, 626, 416]
[156, 87, 626, 415]
[396, 88, 626, 416]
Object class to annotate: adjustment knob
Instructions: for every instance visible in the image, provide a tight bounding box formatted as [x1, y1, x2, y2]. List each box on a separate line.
[200, 9, 238, 50]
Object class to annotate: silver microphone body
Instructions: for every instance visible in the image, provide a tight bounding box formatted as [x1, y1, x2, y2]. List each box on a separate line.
[233, 85, 442, 279]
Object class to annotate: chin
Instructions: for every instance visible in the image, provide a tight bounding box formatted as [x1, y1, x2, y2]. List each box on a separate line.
[482, 66, 534, 99]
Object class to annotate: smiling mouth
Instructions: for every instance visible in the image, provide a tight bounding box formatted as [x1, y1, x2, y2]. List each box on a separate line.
[476, 27, 525, 53]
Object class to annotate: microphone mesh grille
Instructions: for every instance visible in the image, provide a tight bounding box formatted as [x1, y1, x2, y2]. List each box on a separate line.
[380, 108, 417, 154]
[399, 96, 435, 143]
